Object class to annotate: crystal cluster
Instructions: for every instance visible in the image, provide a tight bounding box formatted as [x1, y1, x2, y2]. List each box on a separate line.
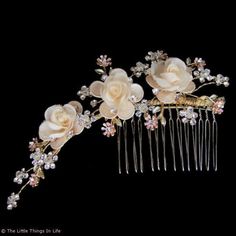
[30, 148, 58, 170]
[215, 74, 229, 87]
[179, 107, 198, 125]
[28, 138, 39, 152]
[194, 68, 213, 83]
[144, 114, 158, 130]
[135, 100, 149, 117]
[186, 57, 206, 68]
[30, 148, 46, 166]
[77, 110, 96, 129]
[212, 97, 225, 114]
[77, 85, 90, 100]
[130, 62, 149, 77]
[43, 152, 58, 170]
[29, 174, 40, 187]
[13, 168, 29, 184]
[135, 100, 160, 117]
[7, 193, 20, 210]
[145, 50, 168, 62]
[96, 55, 112, 67]
[101, 122, 116, 137]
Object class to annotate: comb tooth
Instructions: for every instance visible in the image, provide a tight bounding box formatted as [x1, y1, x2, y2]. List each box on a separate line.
[161, 124, 167, 171]
[131, 118, 138, 173]
[154, 127, 160, 171]
[123, 120, 129, 174]
[204, 110, 211, 171]
[198, 109, 204, 171]
[117, 125, 122, 174]
[148, 129, 155, 172]
[184, 122, 190, 171]
[192, 121, 198, 171]
[212, 113, 218, 171]
[169, 108, 176, 171]
[138, 117, 144, 173]
[176, 109, 185, 171]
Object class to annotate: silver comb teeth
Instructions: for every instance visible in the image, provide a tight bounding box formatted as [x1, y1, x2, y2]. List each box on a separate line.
[117, 108, 218, 174]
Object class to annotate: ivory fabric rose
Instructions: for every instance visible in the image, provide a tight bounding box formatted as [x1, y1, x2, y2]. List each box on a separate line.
[146, 58, 195, 103]
[90, 68, 144, 120]
[39, 101, 83, 149]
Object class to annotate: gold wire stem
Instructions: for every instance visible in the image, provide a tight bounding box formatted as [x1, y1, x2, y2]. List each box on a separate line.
[18, 181, 30, 195]
[193, 82, 216, 93]
[26, 167, 34, 173]
[42, 141, 51, 152]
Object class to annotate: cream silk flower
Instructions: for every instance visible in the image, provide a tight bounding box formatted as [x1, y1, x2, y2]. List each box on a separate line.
[146, 58, 195, 103]
[39, 102, 83, 149]
[90, 68, 144, 120]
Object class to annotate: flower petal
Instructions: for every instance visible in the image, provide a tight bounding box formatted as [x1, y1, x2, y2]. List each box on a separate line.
[146, 75, 160, 89]
[175, 70, 193, 91]
[39, 121, 66, 141]
[89, 81, 104, 98]
[63, 104, 77, 119]
[153, 75, 172, 89]
[99, 102, 117, 119]
[165, 58, 187, 71]
[151, 61, 165, 76]
[108, 68, 128, 82]
[73, 119, 84, 135]
[50, 136, 67, 150]
[117, 101, 135, 120]
[130, 83, 144, 102]
[45, 105, 62, 120]
[156, 91, 176, 103]
[68, 101, 83, 114]
[182, 81, 196, 93]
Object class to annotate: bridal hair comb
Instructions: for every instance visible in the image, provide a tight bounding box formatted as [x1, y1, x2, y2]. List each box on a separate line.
[7, 50, 229, 210]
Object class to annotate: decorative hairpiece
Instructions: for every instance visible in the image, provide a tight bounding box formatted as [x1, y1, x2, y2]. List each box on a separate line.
[7, 50, 229, 210]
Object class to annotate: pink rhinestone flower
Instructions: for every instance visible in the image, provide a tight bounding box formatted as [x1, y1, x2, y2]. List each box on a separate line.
[97, 55, 112, 68]
[144, 114, 158, 131]
[101, 122, 116, 137]
[212, 98, 225, 114]
[29, 174, 39, 188]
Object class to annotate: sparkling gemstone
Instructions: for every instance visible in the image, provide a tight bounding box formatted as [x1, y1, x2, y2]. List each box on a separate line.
[139, 103, 148, 113]
[224, 81, 229, 87]
[80, 95, 86, 100]
[50, 163, 56, 169]
[182, 117, 188, 123]
[152, 106, 161, 114]
[190, 119, 197, 126]
[101, 74, 108, 81]
[84, 110, 91, 115]
[187, 107, 194, 112]
[44, 164, 50, 170]
[179, 110, 186, 117]
[90, 115, 97, 122]
[135, 111, 142, 117]
[90, 99, 97, 107]
[14, 194, 20, 201]
[152, 88, 159, 95]
[7, 204, 13, 210]
[199, 77, 205, 83]
[130, 95, 137, 103]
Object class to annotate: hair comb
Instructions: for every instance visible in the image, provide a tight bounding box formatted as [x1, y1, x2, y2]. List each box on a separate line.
[7, 50, 229, 210]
